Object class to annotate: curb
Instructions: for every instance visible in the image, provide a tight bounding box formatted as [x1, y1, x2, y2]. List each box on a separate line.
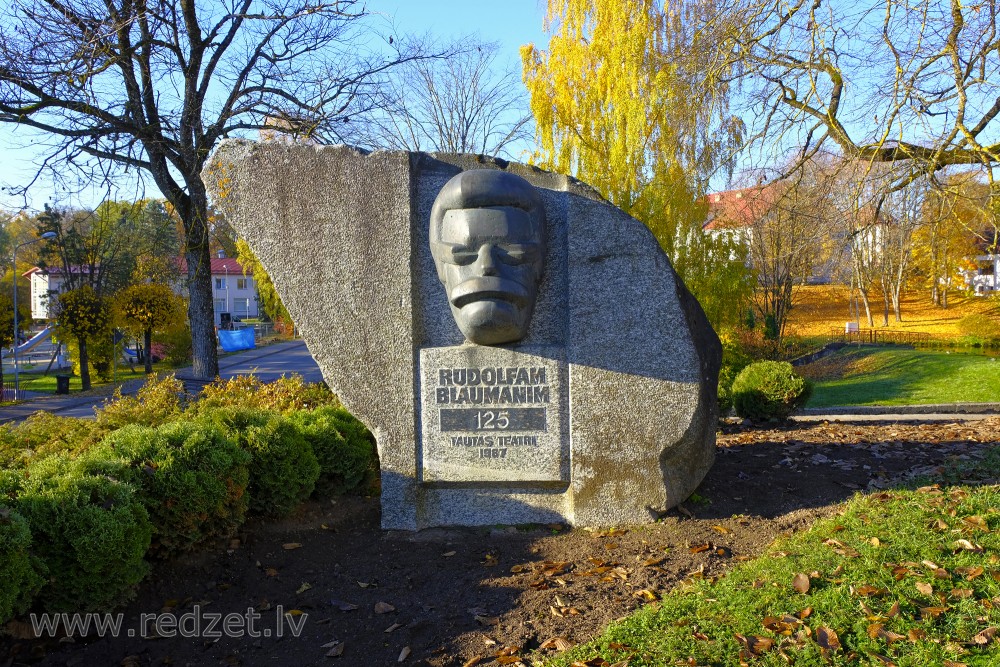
[798, 403, 1000, 416]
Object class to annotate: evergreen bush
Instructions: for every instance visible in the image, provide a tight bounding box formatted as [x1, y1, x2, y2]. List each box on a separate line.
[0, 412, 106, 469]
[0, 506, 43, 624]
[290, 406, 374, 495]
[13, 456, 151, 612]
[190, 374, 338, 415]
[731, 360, 812, 422]
[94, 374, 186, 431]
[199, 408, 319, 516]
[80, 421, 250, 557]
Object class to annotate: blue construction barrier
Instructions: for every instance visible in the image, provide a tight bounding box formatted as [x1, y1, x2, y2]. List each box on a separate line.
[218, 328, 256, 352]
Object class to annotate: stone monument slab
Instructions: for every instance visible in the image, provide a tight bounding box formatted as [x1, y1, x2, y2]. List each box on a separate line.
[204, 142, 721, 530]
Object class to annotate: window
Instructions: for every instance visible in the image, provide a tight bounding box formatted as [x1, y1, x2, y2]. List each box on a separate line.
[214, 298, 226, 314]
[236, 278, 249, 290]
[233, 298, 250, 318]
[215, 277, 226, 289]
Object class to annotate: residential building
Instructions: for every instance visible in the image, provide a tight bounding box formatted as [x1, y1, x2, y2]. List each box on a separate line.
[22, 266, 96, 320]
[26, 254, 260, 326]
[178, 253, 261, 326]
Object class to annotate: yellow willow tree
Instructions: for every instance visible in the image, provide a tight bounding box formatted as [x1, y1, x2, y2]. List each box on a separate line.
[522, 0, 751, 330]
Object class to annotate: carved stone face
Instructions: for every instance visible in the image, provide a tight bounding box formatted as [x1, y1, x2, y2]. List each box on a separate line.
[430, 170, 546, 345]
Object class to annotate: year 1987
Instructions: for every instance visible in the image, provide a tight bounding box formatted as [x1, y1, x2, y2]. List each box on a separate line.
[480, 447, 508, 458]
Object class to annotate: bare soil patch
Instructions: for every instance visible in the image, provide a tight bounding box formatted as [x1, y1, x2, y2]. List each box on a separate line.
[4, 418, 998, 667]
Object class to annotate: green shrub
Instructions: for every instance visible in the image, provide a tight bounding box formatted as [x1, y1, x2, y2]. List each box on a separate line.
[0, 506, 44, 624]
[717, 329, 754, 414]
[80, 421, 250, 558]
[290, 406, 375, 495]
[731, 360, 813, 422]
[199, 408, 319, 516]
[95, 374, 186, 431]
[0, 412, 106, 469]
[153, 323, 193, 367]
[189, 374, 338, 415]
[13, 456, 151, 612]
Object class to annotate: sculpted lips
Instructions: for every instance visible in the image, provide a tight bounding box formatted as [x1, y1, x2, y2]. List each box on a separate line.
[449, 277, 530, 309]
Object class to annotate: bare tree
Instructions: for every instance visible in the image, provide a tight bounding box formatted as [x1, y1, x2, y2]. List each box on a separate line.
[357, 39, 532, 158]
[720, 0, 1000, 192]
[0, 0, 430, 378]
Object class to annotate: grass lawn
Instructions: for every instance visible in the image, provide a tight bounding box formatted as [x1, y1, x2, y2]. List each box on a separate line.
[12, 362, 174, 396]
[544, 452, 1000, 667]
[801, 347, 1000, 407]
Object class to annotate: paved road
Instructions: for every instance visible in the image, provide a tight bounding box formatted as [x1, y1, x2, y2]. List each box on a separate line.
[0, 339, 322, 423]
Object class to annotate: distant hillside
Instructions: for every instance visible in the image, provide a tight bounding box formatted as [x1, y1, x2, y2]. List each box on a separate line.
[785, 284, 1000, 339]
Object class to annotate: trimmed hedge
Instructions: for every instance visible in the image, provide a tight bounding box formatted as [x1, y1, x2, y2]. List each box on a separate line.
[0, 412, 106, 469]
[0, 506, 43, 625]
[80, 421, 251, 558]
[199, 408, 320, 516]
[11, 456, 151, 612]
[731, 360, 812, 422]
[290, 406, 374, 495]
[190, 375, 338, 415]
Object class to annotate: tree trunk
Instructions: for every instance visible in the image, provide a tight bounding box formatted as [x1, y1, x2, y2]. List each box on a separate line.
[144, 328, 153, 374]
[180, 184, 220, 380]
[78, 336, 91, 391]
[859, 289, 874, 327]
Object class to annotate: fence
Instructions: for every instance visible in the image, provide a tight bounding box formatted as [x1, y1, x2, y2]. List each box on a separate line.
[829, 328, 931, 345]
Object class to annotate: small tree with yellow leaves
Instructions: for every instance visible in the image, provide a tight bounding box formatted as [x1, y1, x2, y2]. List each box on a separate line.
[55, 286, 111, 391]
[114, 284, 185, 374]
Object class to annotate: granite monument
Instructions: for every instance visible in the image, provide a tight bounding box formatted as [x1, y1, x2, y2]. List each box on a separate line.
[205, 142, 721, 530]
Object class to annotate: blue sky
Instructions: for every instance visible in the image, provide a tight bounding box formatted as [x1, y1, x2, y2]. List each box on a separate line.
[0, 0, 549, 213]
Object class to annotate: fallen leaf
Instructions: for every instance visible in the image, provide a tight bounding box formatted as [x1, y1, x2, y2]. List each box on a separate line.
[374, 602, 396, 614]
[282, 542, 302, 550]
[384, 623, 401, 633]
[442, 551, 457, 557]
[950, 588, 974, 600]
[325, 643, 345, 658]
[816, 626, 841, 652]
[265, 568, 279, 577]
[953, 539, 983, 553]
[972, 627, 998, 645]
[474, 615, 499, 626]
[296, 582, 312, 594]
[712, 525, 730, 534]
[635, 589, 658, 602]
[916, 582, 934, 596]
[689, 543, 711, 554]
[943, 661, 969, 667]
[539, 637, 573, 651]
[956, 566, 985, 580]
[793, 573, 810, 594]
[868, 653, 897, 666]
[734, 634, 774, 656]
[461, 658, 482, 667]
[330, 600, 358, 611]
[919, 606, 948, 619]
[321, 639, 341, 648]
[397, 646, 410, 662]
[907, 628, 927, 641]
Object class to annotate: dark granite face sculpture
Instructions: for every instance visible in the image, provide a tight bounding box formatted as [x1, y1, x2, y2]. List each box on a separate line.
[430, 170, 546, 345]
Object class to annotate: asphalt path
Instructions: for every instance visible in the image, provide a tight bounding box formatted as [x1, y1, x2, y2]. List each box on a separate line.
[0, 339, 322, 423]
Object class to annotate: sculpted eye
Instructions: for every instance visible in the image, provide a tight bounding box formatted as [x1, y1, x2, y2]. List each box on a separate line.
[499, 245, 538, 265]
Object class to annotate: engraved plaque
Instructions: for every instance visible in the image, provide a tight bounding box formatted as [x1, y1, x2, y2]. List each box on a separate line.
[420, 346, 567, 483]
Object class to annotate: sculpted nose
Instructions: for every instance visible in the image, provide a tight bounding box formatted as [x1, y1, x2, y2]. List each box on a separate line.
[475, 244, 499, 276]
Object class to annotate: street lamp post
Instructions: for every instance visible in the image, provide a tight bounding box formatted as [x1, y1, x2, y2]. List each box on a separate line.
[12, 232, 57, 401]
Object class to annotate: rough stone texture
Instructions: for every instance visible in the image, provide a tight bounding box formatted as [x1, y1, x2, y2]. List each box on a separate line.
[204, 141, 721, 530]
